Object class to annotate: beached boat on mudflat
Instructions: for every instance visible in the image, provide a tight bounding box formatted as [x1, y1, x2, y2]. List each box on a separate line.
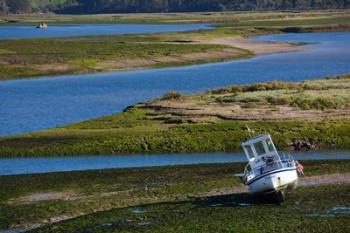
[239, 133, 304, 202]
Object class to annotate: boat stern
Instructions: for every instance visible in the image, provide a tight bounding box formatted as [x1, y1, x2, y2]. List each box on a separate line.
[247, 168, 298, 194]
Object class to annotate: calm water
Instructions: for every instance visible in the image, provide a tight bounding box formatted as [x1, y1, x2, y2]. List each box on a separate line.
[0, 24, 211, 40]
[1, 151, 350, 176]
[0, 32, 350, 136]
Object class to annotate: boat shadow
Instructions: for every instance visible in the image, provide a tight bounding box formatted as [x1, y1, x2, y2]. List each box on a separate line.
[190, 192, 282, 208]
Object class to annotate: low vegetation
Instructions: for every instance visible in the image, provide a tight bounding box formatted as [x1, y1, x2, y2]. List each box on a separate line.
[212, 75, 350, 110]
[0, 160, 349, 231]
[30, 184, 350, 233]
[0, 36, 249, 80]
[0, 75, 350, 157]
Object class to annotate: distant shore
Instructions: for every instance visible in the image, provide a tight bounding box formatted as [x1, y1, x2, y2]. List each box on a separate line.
[1, 10, 350, 81]
[1, 10, 349, 25]
[0, 32, 303, 81]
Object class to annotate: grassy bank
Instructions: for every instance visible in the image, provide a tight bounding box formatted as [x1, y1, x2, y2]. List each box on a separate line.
[1, 75, 350, 157]
[0, 19, 252, 80]
[0, 35, 250, 80]
[0, 160, 349, 231]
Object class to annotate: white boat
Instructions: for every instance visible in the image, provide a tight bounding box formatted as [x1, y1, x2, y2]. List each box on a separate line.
[239, 133, 303, 202]
[36, 23, 48, 29]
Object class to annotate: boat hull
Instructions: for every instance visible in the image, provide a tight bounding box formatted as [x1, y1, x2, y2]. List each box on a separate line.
[247, 168, 298, 194]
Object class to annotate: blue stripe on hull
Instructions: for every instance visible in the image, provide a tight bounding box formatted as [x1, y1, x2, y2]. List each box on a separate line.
[246, 168, 296, 186]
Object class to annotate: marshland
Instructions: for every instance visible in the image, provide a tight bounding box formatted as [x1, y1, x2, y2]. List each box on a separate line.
[1, 7, 350, 233]
[1, 160, 350, 232]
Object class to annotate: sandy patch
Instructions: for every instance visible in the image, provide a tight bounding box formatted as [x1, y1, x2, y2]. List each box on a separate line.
[140, 101, 350, 121]
[207, 37, 305, 55]
[32, 63, 76, 72]
[96, 48, 245, 72]
[8, 189, 139, 206]
[95, 58, 157, 71]
[300, 173, 350, 187]
[153, 56, 181, 63]
[181, 48, 245, 60]
[8, 191, 80, 205]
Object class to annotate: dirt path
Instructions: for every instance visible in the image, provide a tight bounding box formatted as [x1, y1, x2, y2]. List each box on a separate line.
[7, 191, 80, 205]
[141, 100, 350, 122]
[199, 173, 350, 197]
[299, 173, 350, 187]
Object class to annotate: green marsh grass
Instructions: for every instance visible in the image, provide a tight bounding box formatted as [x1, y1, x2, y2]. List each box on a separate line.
[31, 184, 350, 233]
[1, 76, 350, 157]
[0, 37, 239, 80]
[213, 75, 350, 110]
[0, 160, 349, 231]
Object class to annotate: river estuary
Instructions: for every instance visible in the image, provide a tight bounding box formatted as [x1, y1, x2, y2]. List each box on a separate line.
[0, 26, 350, 175]
[0, 30, 349, 136]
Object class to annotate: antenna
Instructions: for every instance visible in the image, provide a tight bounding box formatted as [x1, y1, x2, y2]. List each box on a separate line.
[245, 124, 253, 137]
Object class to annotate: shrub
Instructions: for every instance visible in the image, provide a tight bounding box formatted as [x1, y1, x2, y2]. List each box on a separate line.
[212, 81, 299, 95]
[281, 27, 305, 33]
[239, 81, 301, 92]
[299, 101, 311, 110]
[291, 96, 347, 110]
[215, 94, 239, 103]
[162, 91, 181, 100]
[302, 84, 322, 90]
[311, 97, 342, 110]
[240, 97, 266, 103]
[215, 96, 225, 103]
[265, 96, 291, 105]
[211, 87, 231, 94]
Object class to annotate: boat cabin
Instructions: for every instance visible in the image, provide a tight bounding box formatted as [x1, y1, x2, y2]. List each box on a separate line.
[239, 133, 300, 198]
[241, 134, 281, 176]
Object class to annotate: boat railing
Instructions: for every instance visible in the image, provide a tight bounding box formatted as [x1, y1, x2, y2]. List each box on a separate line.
[251, 155, 296, 177]
[243, 153, 296, 181]
[280, 152, 295, 162]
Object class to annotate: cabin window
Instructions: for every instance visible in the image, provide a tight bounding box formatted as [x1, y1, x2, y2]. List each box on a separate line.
[266, 139, 275, 152]
[245, 146, 254, 159]
[254, 141, 266, 156]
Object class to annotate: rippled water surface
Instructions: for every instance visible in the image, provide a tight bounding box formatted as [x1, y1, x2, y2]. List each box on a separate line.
[0, 32, 350, 136]
[0, 24, 211, 40]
